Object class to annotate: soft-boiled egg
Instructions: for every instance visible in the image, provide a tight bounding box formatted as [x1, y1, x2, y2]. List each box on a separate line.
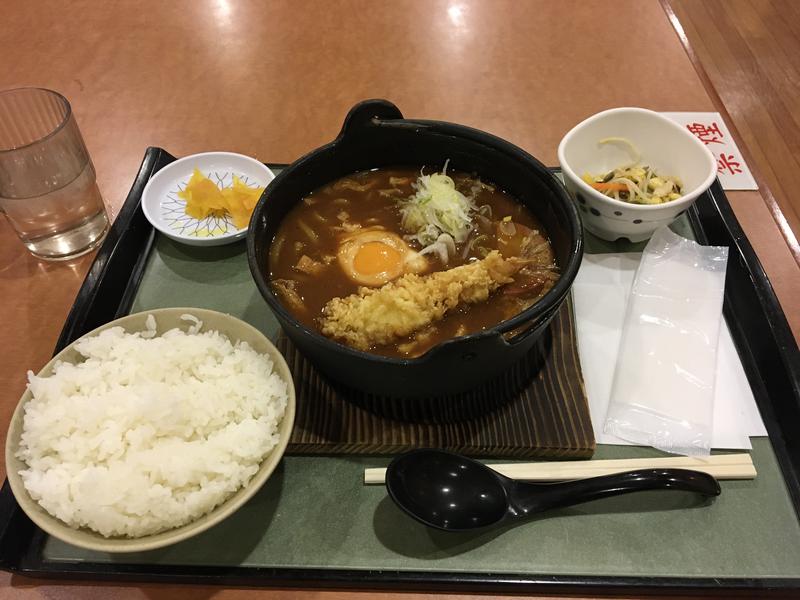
[337, 228, 427, 286]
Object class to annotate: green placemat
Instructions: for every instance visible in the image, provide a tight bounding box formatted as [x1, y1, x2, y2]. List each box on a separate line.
[39, 224, 800, 580]
[43, 439, 800, 579]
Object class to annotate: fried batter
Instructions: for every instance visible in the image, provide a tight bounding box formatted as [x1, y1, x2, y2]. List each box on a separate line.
[320, 250, 520, 350]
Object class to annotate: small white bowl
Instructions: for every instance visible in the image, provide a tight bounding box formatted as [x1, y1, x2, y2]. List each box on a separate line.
[557, 107, 716, 242]
[142, 152, 275, 246]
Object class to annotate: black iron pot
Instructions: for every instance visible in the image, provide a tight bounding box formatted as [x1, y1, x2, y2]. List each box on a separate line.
[247, 99, 582, 401]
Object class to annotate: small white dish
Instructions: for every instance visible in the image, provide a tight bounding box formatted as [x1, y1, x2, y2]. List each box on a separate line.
[557, 107, 716, 242]
[141, 152, 275, 246]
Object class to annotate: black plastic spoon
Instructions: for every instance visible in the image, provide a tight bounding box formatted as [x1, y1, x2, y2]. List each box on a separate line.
[385, 449, 721, 531]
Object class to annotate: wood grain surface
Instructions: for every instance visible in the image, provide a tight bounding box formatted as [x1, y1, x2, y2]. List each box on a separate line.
[1, 0, 798, 598]
[668, 0, 800, 256]
[283, 299, 594, 458]
[13, 575, 798, 600]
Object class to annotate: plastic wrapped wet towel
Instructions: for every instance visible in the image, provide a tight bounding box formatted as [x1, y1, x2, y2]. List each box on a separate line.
[604, 227, 729, 456]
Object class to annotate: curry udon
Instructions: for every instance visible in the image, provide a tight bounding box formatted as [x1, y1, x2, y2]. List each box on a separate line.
[268, 165, 559, 358]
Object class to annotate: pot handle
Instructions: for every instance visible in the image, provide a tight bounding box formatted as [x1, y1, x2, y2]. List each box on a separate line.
[338, 99, 404, 138]
[501, 302, 562, 346]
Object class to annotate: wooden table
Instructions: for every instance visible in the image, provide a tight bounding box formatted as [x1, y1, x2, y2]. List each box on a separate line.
[2, 1, 797, 598]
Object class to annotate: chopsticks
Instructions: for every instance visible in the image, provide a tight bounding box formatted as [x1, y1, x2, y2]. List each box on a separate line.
[363, 453, 756, 484]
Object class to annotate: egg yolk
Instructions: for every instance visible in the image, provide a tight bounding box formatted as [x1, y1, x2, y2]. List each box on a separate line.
[353, 241, 403, 275]
[337, 228, 428, 287]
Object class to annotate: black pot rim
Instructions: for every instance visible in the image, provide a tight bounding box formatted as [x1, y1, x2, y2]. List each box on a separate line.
[247, 101, 583, 367]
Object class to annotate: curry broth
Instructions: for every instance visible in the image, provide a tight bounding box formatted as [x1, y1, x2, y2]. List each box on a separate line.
[268, 167, 557, 358]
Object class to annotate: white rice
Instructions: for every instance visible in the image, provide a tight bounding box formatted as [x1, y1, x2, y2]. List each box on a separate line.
[15, 315, 288, 538]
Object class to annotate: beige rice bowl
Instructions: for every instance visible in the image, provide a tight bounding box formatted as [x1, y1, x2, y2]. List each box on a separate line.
[9, 309, 292, 545]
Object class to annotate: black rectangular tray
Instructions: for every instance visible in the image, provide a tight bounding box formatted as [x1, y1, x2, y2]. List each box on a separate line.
[2, 147, 799, 595]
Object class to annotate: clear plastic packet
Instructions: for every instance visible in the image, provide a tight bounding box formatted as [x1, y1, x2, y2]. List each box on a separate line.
[603, 227, 729, 455]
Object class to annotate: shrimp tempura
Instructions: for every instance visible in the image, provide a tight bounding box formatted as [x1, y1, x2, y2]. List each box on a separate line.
[320, 251, 519, 351]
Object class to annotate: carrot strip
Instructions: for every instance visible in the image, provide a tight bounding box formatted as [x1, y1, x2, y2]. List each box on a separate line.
[589, 182, 628, 192]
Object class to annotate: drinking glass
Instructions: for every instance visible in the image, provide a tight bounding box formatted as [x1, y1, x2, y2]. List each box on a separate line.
[0, 88, 109, 260]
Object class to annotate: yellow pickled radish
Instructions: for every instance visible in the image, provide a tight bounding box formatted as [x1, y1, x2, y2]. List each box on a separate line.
[178, 169, 265, 229]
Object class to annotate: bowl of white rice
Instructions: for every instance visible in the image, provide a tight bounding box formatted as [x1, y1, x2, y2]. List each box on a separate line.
[5, 307, 295, 553]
